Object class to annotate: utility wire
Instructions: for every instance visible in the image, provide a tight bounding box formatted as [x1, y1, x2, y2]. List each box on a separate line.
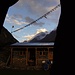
[11, 4, 61, 33]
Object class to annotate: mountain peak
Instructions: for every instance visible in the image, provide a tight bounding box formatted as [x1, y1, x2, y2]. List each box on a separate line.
[28, 29, 56, 43]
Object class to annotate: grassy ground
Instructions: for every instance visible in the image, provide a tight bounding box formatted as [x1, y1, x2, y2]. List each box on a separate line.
[0, 69, 50, 75]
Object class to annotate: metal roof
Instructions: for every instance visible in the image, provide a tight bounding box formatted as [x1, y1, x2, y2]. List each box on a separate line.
[11, 42, 54, 47]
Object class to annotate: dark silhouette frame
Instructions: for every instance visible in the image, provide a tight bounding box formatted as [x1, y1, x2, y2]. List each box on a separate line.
[0, 0, 71, 74]
[0, 0, 19, 33]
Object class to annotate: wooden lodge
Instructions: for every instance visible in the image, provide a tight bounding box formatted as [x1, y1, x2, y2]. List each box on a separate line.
[9, 42, 54, 70]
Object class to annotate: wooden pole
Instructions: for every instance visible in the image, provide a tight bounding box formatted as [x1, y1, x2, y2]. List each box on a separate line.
[26, 48, 28, 66]
[10, 47, 13, 67]
[48, 47, 49, 59]
[35, 48, 37, 66]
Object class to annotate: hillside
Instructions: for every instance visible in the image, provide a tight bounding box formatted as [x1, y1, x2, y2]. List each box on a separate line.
[0, 27, 18, 48]
[28, 29, 56, 43]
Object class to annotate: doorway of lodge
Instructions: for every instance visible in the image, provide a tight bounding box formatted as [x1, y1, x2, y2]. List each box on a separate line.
[28, 48, 36, 66]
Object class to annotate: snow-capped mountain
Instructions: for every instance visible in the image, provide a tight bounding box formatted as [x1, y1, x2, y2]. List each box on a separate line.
[28, 29, 56, 43]
[33, 31, 49, 40]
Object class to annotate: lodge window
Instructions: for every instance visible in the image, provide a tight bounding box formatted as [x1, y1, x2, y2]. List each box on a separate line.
[39, 51, 48, 56]
[40, 52, 42, 55]
[19, 51, 26, 56]
[43, 52, 48, 55]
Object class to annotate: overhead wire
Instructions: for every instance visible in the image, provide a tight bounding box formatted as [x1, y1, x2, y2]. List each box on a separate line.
[11, 4, 61, 33]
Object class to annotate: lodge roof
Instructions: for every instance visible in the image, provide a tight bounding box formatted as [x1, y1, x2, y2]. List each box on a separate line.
[11, 42, 54, 47]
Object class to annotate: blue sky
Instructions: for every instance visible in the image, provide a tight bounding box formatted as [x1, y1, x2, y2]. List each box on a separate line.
[3, 0, 61, 42]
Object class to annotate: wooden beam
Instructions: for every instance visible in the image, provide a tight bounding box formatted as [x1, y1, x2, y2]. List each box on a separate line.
[10, 47, 13, 67]
[26, 48, 28, 66]
[48, 47, 49, 59]
[35, 48, 37, 65]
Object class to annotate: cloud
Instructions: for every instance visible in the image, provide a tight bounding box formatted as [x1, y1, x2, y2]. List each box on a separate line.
[23, 34, 35, 41]
[25, 16, 44, 26]
[56, 0, 60, 4]
[36, 28, 48, 34]
[11, 14, 23, 20]
[5, 14, 28, 25]
[11, 0, 61, 27]
[23, 28, 48, 41]
[15, 0, 60, 15]
[47, 6, 61, 24]
[6, 14, 44, 26]
[25, 17, 34, 23]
